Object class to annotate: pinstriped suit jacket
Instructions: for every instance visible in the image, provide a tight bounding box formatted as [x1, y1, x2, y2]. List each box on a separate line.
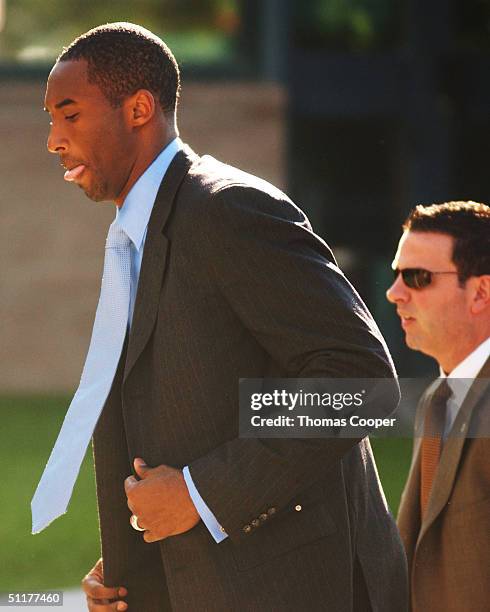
[93, 146, 408, 611]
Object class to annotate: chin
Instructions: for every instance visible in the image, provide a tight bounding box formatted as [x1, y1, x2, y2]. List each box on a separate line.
[405, 334, 427, 355]
[81, 182, 110, 202]
[407, 336, 439, 363]
[87, 192, 110, 203]
[404, 333, 417, 350]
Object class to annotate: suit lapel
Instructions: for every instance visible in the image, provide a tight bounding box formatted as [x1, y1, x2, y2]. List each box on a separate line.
[398, 379, 437, 528]
[396, 385, 432, 562]
[396, 443, 421, 566]
[123, 147, 196, 383]
[417, 357, 490, 543]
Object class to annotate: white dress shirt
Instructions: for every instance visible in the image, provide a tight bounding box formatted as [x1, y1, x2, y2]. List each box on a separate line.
[116, 137, 227, 543]
[440, 336, 490, 438]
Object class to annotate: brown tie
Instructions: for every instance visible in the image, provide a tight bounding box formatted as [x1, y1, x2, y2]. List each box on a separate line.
[420, 379, 452, 518]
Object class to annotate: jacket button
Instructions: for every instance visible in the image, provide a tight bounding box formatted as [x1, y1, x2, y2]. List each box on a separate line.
[219, 525, 226, 533]
[259, 513, 268, 522]
[267, 507, 277, 516]
[251, 519, 260, 528]
[295, 504, 302, 512]
[243, 524, 252, 534]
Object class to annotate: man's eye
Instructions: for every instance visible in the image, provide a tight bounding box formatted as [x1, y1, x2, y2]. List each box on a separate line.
[65, 113, 79, 121]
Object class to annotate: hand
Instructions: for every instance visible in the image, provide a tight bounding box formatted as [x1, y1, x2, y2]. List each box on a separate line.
[82, 558, 128, 611]
[124, 458, 200, 543]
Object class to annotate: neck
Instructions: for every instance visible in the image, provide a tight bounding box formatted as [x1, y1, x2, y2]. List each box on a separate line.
[438, 330, 490, 373]
[114, 122, 178, 208]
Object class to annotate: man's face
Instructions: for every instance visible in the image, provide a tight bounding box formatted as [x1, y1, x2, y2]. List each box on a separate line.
[386, 230, 474, 370]
[44, 59, 134, 202]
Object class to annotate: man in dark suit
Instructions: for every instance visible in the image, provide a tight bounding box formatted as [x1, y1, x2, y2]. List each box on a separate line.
[386, 201, 490, 611]
[42, 23, 407, 611]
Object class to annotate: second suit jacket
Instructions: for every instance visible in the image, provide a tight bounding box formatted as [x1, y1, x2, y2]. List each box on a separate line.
[92, 146, 408, 611]
[398, 357, 490, 612]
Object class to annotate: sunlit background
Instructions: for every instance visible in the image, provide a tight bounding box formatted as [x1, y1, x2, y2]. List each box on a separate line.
[2, 0, 489, 595]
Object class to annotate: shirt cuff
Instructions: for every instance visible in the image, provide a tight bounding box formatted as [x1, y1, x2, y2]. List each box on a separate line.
[182, 465, 228, 543]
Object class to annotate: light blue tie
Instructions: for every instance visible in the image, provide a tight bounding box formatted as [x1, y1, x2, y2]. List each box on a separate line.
[31, 221, 131, 533]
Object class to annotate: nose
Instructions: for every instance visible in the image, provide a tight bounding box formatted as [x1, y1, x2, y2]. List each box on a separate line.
[47, 122, 67, 154]
[386, 273, 410, 304]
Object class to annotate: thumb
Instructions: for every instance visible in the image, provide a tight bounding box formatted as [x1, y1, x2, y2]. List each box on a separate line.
[134, 457, 151, 479]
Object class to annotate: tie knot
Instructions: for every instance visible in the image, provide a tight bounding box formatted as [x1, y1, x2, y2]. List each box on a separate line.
[423, 378, 452, 437]
[106, 222, 131, 249]
[433, 378, 452, 405]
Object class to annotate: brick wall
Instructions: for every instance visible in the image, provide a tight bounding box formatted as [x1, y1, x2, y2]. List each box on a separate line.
[1, 80, 286, 391]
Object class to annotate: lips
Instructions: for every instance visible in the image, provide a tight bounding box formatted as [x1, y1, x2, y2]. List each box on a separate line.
[63, 164, 86, 182]
[398, 313, 415, 329]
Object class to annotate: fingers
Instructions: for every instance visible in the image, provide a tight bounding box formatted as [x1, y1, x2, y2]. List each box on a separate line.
[86, 596, 128, 611]
[124, 458, 152, 495]
[124, 475, 138, 495]
[82, 559, 128, 611]
[142, 524, 171, 543]
[82, 561, 128, 610]
[133, 457, 150, 479]
[143, 530, 156, 543]
[82, 573, 126, 601]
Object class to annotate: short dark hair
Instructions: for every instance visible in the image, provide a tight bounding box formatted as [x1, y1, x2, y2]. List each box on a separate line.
[57, 22, 180, 115]
[403, 201, 490, 284]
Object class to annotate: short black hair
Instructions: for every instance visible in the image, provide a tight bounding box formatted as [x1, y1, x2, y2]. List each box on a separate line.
[57, 22, 180, 115]
[403, 201, 490, 284]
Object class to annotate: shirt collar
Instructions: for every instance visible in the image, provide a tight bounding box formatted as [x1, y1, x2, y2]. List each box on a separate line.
[439, 336, 490, 403]
[115, 137, 183, 250]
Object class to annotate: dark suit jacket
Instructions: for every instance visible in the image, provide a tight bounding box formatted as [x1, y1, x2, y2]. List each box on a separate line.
[398, 357, 490, 611]
[93, 146, 408, 611]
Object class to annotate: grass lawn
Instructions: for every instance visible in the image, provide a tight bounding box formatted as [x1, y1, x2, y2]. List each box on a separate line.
[370, 437, 413, 515]
[1, 396, 99, 592]
[1, 396, 412, 591]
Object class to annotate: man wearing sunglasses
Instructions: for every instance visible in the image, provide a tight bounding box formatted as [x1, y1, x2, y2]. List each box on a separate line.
[386, 201, 490, 611]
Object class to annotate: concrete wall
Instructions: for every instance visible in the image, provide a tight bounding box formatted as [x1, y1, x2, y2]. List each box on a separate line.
[1, 80, 286, 392]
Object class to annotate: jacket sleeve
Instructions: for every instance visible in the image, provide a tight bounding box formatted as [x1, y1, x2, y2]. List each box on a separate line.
[187, 183, 400, 543]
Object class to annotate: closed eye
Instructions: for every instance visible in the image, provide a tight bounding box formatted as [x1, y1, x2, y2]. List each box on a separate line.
[65, 113, 79, 121]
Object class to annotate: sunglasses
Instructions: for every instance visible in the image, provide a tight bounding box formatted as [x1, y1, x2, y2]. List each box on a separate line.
[393, 268, 458, 289]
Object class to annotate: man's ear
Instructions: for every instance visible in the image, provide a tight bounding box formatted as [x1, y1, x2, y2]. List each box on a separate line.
[125, 89, 156, 127]
[469, 275, 490, 315]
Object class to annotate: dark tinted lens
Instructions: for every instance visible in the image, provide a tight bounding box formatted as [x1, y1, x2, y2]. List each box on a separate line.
[394, 268, 432, 289]
[408, 269, 432, 288]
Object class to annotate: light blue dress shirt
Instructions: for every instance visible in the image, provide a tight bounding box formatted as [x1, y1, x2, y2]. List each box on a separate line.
[116, 137, 227, 544]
